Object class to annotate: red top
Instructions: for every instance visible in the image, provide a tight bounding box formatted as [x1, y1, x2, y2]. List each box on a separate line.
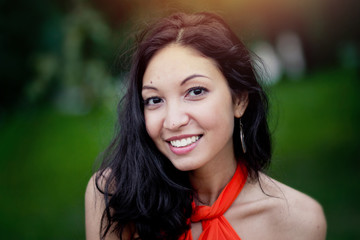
[180, 163, 248, 240]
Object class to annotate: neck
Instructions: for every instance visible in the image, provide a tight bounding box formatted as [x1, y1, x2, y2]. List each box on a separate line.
[189, 158, 237, 206]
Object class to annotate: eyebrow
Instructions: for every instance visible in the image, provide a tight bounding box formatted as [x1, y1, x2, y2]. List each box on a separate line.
[181, 74, 209, 85]
[142, 74, 209, 91]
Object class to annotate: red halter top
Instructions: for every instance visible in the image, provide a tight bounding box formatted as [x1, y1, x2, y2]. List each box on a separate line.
[180, 163, 248, 240]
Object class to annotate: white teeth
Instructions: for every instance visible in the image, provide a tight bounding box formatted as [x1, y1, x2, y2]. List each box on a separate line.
[170, 136, 200, 148]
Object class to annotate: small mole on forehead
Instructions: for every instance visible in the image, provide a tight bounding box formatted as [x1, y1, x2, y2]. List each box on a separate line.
[150, 81, 153, 84]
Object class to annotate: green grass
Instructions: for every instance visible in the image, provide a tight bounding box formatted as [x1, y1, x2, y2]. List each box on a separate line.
[0, 107, 115, 239]
[0, 67, 359, 239]
[268, 68, 360, 239]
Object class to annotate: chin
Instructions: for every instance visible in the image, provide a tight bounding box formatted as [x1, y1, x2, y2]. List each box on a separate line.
[169, 159, 204, 172]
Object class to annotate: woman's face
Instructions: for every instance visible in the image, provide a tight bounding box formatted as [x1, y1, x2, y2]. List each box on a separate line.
[142, 44, 247, 171]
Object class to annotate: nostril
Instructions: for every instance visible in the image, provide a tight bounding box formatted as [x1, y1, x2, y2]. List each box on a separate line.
[163, 105, 190, 130]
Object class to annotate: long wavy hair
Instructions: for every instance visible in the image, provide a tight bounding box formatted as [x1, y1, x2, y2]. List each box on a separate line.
[96, 12, 271, 240]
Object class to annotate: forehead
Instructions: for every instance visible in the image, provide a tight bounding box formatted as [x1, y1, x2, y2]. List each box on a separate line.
[142, 44, 221, 85]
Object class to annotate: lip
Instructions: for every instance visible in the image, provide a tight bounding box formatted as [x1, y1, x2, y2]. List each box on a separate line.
[165, 134, 201, 142]
[166, 134, 202, 155]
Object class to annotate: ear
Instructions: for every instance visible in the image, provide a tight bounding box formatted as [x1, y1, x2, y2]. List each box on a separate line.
[234, 92, 248, 118]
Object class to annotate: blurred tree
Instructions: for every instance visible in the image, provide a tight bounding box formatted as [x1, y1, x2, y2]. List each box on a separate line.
[1, 0, 358, 116]
[51, 1, 114, 114]
[0, 0, 121, 116]
[0, 0, 61, 113]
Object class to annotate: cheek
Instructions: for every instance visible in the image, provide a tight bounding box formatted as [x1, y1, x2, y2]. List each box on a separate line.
[144, 112, 161, 140]
[198, 95, 235, 127]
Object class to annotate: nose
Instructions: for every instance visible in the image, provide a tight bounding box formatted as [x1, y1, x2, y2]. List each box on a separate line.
[163, 101, 190, 130]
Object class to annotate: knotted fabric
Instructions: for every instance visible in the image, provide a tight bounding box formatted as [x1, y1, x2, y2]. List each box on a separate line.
[180, 163, 248, 240]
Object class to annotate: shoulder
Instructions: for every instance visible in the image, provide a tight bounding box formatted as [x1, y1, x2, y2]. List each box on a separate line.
[85, 170, 120, 240]
[255, 173, 327, 240]
[85, 172, 106, 240]
[85, 169, 111, 213]
[229, 173, 326, 240]
[269, 176, 327, 240]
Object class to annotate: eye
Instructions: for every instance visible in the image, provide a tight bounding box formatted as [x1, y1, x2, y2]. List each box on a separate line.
[186, 86, 208, 97]
[144, 97, 163, 106]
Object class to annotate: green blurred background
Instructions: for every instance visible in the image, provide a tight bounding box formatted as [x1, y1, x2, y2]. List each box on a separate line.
[0, 0, 359, 239]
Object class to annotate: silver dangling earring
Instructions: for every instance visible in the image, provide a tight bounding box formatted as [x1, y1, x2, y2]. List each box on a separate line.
[240, 118, 247, 154]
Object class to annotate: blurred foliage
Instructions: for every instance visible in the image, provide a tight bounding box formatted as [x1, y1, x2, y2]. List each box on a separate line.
[0, 106, 115, 239]
[269, 68, 360, 240]
[1, 0, 359, 114]
[0, 0, 60, 112]
[0, 0, 359, 239]
[0, 0, 128, 115]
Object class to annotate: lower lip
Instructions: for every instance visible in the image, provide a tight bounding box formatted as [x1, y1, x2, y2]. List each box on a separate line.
[168, 139, 200, 155]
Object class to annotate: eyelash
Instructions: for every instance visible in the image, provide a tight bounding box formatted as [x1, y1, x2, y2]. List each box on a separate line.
[143, 97, 162, 106]
[143, 86, 208, 107]
[186, 86, 208, 97]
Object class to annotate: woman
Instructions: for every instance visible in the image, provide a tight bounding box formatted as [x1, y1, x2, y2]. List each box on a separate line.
[85, 12, 326, 240]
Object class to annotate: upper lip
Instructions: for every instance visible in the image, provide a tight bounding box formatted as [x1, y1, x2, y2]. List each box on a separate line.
[165, 134, 202, 142]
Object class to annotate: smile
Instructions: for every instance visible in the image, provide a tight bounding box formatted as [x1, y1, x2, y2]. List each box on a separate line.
[170, 136, 200, 148]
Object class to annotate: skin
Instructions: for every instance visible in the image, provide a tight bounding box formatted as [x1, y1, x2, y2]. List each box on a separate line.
[85, 44, 327, 240]
[142, 44, 246, 205]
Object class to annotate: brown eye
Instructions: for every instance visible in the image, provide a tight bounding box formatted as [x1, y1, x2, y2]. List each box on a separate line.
[144, 97, 163, 106]
[187, 87, 207, 97]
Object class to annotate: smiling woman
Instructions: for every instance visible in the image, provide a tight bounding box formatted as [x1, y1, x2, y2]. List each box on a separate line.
[142, 44, 245, 172]
[85, 12, 326, 240]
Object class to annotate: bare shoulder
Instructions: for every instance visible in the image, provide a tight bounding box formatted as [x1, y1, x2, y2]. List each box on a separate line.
[229, 172, 326, 240]
[258, 173, 327, 240]
[85, 169, 119, 240]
